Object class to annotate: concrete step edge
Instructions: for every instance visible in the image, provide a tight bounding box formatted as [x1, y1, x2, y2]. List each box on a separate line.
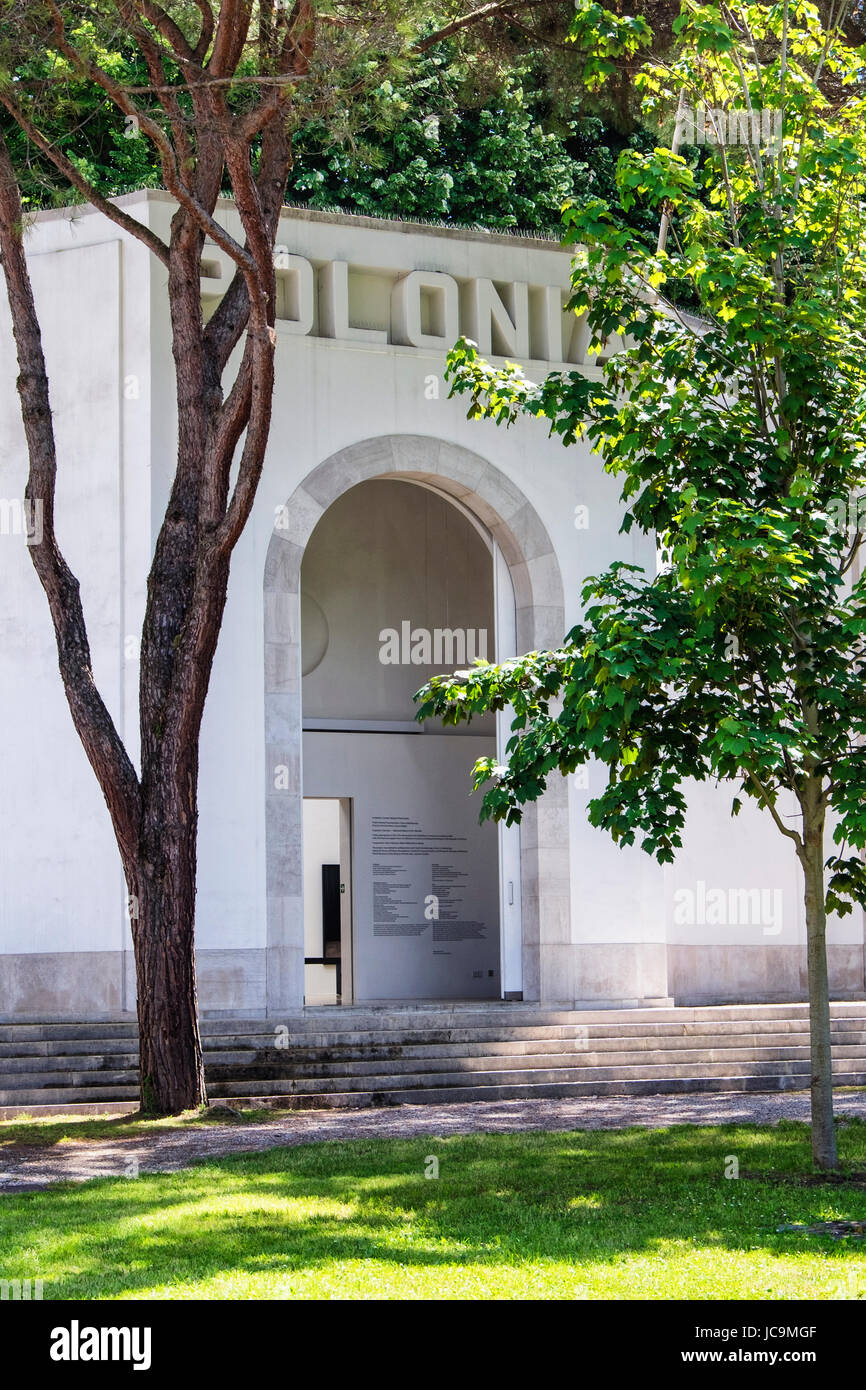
[210, 1074, 862, 1107]
[207, 1062, 866, 1096]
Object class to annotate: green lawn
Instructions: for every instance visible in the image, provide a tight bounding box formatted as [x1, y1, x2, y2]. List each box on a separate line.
[1, 1121, 865, 1300]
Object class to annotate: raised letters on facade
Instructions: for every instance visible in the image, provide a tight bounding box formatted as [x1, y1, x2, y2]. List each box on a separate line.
[200, 246, 593, 365]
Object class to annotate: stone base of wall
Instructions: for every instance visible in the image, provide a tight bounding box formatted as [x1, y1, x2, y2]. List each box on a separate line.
[0, 948, 268, 1021]
[4, 940, 864, 1019]
[533, 941, 671, 1006]
[0, 951, 128, 1020]
[668, 943, 866, 1005]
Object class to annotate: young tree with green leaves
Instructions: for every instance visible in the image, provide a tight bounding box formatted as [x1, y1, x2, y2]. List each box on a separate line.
[418, 0, 866, 1169]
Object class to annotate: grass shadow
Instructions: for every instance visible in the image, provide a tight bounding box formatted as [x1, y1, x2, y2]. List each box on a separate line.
[0, 1120, 865, 1298]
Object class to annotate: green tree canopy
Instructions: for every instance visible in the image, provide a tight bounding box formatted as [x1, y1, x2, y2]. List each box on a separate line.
[1, 7, 659, 233]
[417, 0, 866, 1168]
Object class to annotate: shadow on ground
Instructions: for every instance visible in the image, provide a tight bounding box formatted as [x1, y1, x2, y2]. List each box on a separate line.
[1, 1121, 865, 1298]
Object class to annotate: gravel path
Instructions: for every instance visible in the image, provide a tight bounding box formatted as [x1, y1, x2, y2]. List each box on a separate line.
[1, 1091, 865, 1193]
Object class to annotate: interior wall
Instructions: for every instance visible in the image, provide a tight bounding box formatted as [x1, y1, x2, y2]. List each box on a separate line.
[304, 732, 499, 1000]
[300, 478, 495, 729]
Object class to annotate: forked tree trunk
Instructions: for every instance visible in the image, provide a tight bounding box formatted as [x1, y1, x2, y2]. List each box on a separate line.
[800, 786, 838, 1170]
[0, 0, 311, 1120]
[127, 438, 239, 1114]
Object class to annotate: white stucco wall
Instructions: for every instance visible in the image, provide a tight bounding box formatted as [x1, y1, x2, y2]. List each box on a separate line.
[0, 206, 154, 1013]
[0, 190, 862, 1016]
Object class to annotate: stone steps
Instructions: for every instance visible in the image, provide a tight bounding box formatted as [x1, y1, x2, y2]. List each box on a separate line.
[5, 1069, 866, 1114]
[204, 1044, 866, 1077]
[3, 1047, 866, 1089]
[1, 1002, 864, 1116]
[3, 1026, 866, 1065]
[222, 1072, 854, 1111]
[0, 1050, 139, 1073]
[209, 1056, 866, 1093]
[199, 1023, 866, 1049]
[0, 1022, 139, 1043]
[2, 1043, 865, 1091]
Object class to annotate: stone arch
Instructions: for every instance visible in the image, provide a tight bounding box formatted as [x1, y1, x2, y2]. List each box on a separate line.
[263, 434, 569, 1011]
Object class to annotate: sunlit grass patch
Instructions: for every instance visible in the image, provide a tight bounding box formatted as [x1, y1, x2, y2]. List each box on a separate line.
[0, 1121, 864, 1299]
[0, 1107, 278, 1148]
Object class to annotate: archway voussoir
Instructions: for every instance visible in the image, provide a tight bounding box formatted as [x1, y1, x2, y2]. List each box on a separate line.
[515, 608, 533, 652]
[523, 552, 566, 608]
[264, 692, 302, 745]
[391, 435, 443, 472]
[475, 464, 526, 525]
[435, 440, 489, 492]
[265, 794, 303, 896]
[264, 639, 300, 695]
[506, 502, 557, 564]
[263, 535, 303, 593]
[304, 437, 396, 505]
[516, 603, 566, 651]
[504, 558, 532, 612]
[264, 745, 301, 796]
[398, 470, 474, 501]
[489, 522, 523, 569]
[535, 605, 567, 648]
[264, 589, 301, 646]
[276, 487, 325, 552]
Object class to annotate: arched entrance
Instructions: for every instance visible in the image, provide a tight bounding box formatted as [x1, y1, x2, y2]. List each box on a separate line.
[301, 477, 499, 1003]
[263, 435, 568, 1012]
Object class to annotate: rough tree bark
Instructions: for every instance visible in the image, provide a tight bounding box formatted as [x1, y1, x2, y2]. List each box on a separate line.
[0, 0, 312, 1114]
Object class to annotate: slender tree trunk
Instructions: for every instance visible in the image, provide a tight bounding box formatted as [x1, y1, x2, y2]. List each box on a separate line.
[800, 782, 838, 1169]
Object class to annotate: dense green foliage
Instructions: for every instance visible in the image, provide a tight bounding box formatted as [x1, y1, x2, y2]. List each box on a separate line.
[419, 1, 866, 917]
[283, 63, 649, 232]
[1, 46, 160, 205]
[1, 28, 659, 233]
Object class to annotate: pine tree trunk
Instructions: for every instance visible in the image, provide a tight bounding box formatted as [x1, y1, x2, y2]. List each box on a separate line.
[0, 87, 291, 1121]
[128, 779, 207, 1116]
[800, 788, 838, 1170]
